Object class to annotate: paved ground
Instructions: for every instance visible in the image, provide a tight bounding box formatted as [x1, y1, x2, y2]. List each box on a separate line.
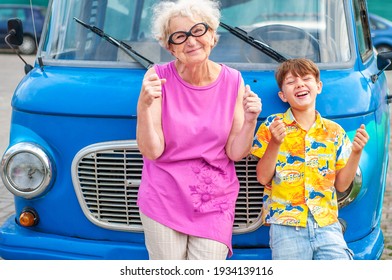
[0, 53, 27, 230]
[383, 128, 392, 259]
[0, 53, 392, 259]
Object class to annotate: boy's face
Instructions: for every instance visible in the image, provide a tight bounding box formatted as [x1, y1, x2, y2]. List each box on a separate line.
[278, 72, 322, 111]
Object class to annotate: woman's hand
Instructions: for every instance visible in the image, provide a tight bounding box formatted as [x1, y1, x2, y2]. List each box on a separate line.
[243, 85, 262, 123]
[139, 73, 166, 108]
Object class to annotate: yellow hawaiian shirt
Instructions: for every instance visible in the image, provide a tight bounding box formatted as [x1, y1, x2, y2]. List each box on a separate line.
[251, 108, 352, 227]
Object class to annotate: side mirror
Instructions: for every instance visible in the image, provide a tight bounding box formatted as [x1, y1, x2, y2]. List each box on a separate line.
[6, 18, 24, 46]
[377, 51, 392, 71]
[5, 18, 33, 74]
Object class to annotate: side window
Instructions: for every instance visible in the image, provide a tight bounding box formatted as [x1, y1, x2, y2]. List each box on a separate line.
[353, 0, 373, 61]
[15, 8, 26, 21]
[0, 8, 15, 21]
[139, 0, 157, 40]
[105, 0, 137, 40]
[370, 18, 386, 31]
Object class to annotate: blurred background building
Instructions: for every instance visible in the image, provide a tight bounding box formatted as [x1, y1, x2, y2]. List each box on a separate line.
[0, 0, 48, 6]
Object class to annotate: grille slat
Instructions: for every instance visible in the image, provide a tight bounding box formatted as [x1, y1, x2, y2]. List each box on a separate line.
[72, 141, 264, 233]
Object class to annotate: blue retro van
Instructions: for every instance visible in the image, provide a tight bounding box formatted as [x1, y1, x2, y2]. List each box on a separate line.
[1, 0, 391, 260]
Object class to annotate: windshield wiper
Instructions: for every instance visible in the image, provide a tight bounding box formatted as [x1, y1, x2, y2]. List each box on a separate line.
[219, 22, 287, 63]
[74, 17, 154, 69]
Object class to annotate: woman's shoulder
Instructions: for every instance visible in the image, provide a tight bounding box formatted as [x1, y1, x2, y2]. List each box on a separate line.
[153, 61, 175, 77]
[221, 63, 241, 76]
[219, 64, 242, 87]
[154, 61, 173, 71]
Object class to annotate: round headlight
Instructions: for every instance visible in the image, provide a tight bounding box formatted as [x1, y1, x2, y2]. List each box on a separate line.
[337, 167, 362, 208]
[1, 143, 54, 199]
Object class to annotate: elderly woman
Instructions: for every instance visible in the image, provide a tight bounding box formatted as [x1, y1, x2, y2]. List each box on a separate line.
[136, 0, 261, 260]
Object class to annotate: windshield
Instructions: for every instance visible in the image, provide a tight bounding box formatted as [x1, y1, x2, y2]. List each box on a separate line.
[40, 0, 351, 68]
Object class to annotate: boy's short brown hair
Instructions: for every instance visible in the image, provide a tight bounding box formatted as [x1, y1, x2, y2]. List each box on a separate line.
[275, 58, 320, 90]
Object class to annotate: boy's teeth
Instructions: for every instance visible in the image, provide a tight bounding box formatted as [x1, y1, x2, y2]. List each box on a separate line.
[296, 91, 308, 97]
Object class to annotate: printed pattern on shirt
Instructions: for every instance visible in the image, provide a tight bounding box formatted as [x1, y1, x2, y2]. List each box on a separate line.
[189, 159, 234, 215]
[251, 109, 352, 227]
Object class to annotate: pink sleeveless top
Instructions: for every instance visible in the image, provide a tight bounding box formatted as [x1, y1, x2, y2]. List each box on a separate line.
[137, 61, 241, 257]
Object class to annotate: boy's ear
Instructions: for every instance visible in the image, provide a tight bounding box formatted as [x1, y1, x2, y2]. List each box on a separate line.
[278, 91, 288, 102]
[317, 81, 323, 94]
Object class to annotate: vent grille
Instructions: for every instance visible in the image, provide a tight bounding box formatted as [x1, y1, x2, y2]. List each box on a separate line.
[72, 141, 263, 233]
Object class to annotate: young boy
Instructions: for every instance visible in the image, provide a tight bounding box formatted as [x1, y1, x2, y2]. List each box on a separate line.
[251, 58, 369, 260]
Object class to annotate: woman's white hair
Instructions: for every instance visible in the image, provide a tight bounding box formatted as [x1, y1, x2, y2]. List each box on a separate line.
[151, 0, 221, 49]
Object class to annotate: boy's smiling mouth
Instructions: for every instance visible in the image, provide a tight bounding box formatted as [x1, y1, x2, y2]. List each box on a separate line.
[295, 91, 309, 97]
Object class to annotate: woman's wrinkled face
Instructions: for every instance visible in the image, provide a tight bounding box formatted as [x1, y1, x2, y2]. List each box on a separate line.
[167, 16, 215, 65]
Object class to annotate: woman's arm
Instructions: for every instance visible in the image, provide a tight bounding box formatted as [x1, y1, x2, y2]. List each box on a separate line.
[136, 68, 166, 160]
[225, 81, 262, 161]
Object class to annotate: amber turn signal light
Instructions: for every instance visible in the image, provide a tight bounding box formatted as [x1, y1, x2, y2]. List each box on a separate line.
[19, 208, 39, 227]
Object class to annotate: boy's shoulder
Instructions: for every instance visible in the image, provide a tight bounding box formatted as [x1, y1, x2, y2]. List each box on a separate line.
[264, 113, 285, 125]
[320, 116, 346, 132]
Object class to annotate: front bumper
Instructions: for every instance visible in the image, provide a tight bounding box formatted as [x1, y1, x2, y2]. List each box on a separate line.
[0, 216, 149, 260]
[0, 215, 383, 260]
[231, 225, 384, 260]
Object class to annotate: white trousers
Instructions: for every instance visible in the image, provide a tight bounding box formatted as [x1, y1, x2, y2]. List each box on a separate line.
[140, 212, 229, 260]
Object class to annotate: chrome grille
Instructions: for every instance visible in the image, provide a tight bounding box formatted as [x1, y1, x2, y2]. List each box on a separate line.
[234, 154, 264, 233]
[72, 140, 264, 233]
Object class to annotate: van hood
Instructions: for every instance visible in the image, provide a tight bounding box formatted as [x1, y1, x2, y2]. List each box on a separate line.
[12, 65, 377, 119]
[13, 66, 145, 118]
[246, 68, 377, 120]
